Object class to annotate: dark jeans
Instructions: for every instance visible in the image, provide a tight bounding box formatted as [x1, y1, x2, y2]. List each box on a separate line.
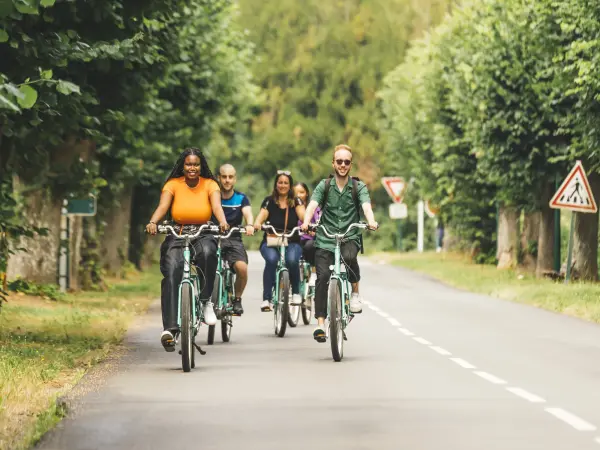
[314, 241, 360, 319]
[160, 234, 217, 331]
[300, 239, 316, 266]
[259, 241, 302, 300]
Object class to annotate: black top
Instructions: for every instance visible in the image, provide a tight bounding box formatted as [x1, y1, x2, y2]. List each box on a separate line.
[260, 196, 303, 243]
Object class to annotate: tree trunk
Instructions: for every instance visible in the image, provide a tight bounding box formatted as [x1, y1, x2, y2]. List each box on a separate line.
[536, 182, 556, 277]
[68, 216, 83, 290]
[496, 205, 520, 269]
[572, 172, 600, 281]
[521, 211, 540, 271]
[6, 176, 62, 284]
[79, 217, 105, 290]
[128, 184, 161, 270]
[100, 187, 133, 276]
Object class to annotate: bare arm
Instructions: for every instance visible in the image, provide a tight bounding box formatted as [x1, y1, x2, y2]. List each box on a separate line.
[295, 203, 306, 222]
[362, 202, 378, 229]
[301, 200, 320, 229]
[254, 208, 269, 230]
[242, 205, 255, 236]
[146, 191, 174, 234]
[210, 190, 229, 230]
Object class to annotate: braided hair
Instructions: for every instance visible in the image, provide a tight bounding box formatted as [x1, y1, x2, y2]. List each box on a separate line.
[164, 148, 216, 184]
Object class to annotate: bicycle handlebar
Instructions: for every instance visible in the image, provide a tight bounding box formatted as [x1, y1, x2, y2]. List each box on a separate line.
[310, 222, 371, 239]
[215, 226, 248, 239]
[261, 224, 302, 238]
[157, 224, 219, 239]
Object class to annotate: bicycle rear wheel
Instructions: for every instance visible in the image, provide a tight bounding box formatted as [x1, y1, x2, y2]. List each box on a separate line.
[288, 294, 300, 328]
[221, 277, 234, 342]
[328, 279, 343, 362]
[207, 277, 219, 345]
[274, 270, 290, 337]
[181, 284, 194, 372]
[301, 281, 313, 325]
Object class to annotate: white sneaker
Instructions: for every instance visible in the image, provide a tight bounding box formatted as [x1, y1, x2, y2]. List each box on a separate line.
[261, 300, 272, 312]
[203, 301, 217, 325]
[349, 293, 363, 314]
[308, 273, 317, 287]
[291, 294, 302, 306]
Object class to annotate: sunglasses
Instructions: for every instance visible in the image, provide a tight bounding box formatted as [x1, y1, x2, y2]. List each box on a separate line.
[277, 170, 291, 175]
[335, 159, 352, 166]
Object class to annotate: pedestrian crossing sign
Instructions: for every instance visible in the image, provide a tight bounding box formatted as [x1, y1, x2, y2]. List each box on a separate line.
[550, 161, 597, 213]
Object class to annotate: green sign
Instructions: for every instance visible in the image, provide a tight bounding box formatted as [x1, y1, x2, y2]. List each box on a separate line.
[66, 196, 96, 216]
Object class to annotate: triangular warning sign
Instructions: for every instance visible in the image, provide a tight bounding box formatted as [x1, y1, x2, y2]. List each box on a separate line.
[381, 177, 407, 203]
[550, 161, 597, 213]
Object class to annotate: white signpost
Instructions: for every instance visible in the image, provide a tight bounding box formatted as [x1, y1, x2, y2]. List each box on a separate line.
[382, 177, 407, 251]
[549, 161, 597, 282]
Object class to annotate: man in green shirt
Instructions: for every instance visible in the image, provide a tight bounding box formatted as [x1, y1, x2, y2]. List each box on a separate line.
[301, 144, 378, 342]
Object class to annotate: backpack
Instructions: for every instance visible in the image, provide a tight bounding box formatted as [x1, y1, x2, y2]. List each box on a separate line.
[319, 174, 364, 253]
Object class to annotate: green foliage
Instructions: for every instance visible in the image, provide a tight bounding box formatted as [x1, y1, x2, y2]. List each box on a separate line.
[7, 278, 64, 301]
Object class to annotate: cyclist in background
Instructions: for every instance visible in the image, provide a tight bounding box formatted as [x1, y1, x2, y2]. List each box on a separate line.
[254, 171, 305, 312]
[301, 144, 378, 342]
[217, 164, 255, 316]
[294, 182, 320, 288]
[146, 148, 228, 351]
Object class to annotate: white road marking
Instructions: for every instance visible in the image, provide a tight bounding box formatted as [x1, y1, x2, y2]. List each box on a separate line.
[369, 305, 381, 312]
[413, 337, 432, 345]
[430, 346, 452, 356]
[505, 387, 546, 403]
[377, 311, 390, 318]
[398, 328, 414, 336]
[387, 318, 401, 326]
[362, 300, 371, 306]
[594, 437, 600, 445]
[474, 371, 507, 385]
[545, 408, 597, 431]
[449, 358, 476, 369]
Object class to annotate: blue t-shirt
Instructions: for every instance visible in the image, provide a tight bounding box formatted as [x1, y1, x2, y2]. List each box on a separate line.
[221, 191, 251, 228]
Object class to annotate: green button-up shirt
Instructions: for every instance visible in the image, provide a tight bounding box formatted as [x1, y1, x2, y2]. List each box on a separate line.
[311, 177, 371, 252]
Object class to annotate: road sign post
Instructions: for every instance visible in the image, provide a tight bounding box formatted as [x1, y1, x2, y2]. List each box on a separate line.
[382, 177, 408, 252]
[549, 161, 597, 283]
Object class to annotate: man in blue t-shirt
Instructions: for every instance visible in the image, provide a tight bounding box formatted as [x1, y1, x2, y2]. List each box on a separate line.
[218, 164, 254, 315]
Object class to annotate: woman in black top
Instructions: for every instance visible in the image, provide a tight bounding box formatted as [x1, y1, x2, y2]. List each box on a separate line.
[254, 171, 305, 311]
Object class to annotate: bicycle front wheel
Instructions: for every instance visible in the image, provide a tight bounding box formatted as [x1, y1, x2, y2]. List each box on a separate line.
[181, 284, 195, 372]
[274, 270, 290, 337]
[207, 277, 219, 345]
[328, 279, 343, 362]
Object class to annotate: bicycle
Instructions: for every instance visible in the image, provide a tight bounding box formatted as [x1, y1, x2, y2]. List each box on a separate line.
[157, 223, 219, 372]
[207, 226, 247, 345]
[309, 222, 373, 362]
[261, 224, 301, 337]
[298, 256, 315, 325]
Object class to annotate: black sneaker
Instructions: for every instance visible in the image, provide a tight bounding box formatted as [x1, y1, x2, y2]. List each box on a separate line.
[232, 298, 244, 316]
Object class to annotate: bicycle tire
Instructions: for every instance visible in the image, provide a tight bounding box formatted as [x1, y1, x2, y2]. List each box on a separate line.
[328, 279, 343, 362]
[221, 272, 235, 342]
[288, 298, 300, 328]
[301, 281, 313, 325]
[181, 284, 194, 372]
[207, 277, 219, 345]
[274, 270, 290, 337]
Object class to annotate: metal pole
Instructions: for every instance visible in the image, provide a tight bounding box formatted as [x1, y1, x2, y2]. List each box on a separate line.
[397, 219, 402, 252]
[417, 200, 424, 253]
[565, 212, 575, 284]
[553, 174, 561, 272]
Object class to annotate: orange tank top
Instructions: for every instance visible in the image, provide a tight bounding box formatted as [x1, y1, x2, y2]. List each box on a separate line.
[162, 177, 220, 224]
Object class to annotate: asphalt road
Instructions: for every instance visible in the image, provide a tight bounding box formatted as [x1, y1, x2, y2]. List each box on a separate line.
[37, 252, 600, 450]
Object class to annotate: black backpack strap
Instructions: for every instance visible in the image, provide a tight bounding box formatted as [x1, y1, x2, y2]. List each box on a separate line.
[351, 177, 365, 254]
[319, 175, 334, 211]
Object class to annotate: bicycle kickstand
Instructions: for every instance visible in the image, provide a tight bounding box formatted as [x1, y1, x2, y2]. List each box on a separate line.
[194, 343, 207, 355]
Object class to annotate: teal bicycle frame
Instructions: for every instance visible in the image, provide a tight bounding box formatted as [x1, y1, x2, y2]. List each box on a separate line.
[313, 222, 370, 361]
[208, 226, 246, 344]
[158, 223, 219, 372]
[262, 224, 301, 337]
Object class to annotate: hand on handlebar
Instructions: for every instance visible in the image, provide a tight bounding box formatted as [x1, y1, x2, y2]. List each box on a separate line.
[245, 224, 255, 236]
[146, 222, 158, 235]
[219, 222, 230, 233]
[367, 220, 379, 231]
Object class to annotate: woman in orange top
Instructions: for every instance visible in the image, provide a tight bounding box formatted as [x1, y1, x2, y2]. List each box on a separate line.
[146, 148, 228, 351]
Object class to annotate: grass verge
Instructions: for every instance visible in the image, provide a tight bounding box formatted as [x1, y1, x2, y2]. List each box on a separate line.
[376, 252, 600, 323]
[0, 267, 161, 450]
